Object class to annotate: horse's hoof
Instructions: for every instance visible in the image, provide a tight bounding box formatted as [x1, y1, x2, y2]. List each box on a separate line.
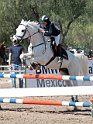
[73, 106, 78, 111]
[75, 100, 79, 102]
[29, 63, 41, 70]
[71, 96, 75, 102]
[29, 66, 33, 70]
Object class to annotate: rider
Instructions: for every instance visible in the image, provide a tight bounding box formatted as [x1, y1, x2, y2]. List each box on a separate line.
[39, 15, 62, 63]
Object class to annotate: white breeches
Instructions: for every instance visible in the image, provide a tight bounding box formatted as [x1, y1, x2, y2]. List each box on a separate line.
[55, 34, 60, 46]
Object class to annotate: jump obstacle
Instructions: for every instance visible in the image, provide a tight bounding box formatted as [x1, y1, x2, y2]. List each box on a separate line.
[0, 73, 92, 97]
[0, 86, 93, 97]
[0, 70, 25, 73]
[0, 98, 91, 107]
[0, 73, 93, 116]
[0, 74, 93, 81]
[0, 67, 93, 117]
[0, 71, 93, 96]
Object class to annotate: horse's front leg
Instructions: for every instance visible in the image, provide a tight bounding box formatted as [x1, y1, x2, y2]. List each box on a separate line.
[20, 53, 25, 60]
[20, 51, 33, 60]
[29, 62, 41, 70]
[20, 52, 33, 66]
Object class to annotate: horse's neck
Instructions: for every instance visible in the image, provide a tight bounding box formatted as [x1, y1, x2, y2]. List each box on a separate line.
[31, 33, 44, 45]
[28, 37, 54, 64]
[27, 26, 54, 64]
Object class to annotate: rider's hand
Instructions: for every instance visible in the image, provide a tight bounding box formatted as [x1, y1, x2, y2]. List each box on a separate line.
[38, 28, 45, 34]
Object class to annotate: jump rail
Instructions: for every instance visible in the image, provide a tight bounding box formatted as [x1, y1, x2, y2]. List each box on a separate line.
[0, 70, 25, 73]
[0, 86, 93, 97]
[0, 74, 93, 81]
[0, 98, 91, 107]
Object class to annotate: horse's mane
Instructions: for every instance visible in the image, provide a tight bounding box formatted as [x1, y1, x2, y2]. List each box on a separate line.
[20, 19, 40, 29]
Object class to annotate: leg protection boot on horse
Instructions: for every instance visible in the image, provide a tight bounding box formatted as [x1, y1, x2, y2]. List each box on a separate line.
[29, 62, 41, 70]
[57, 44, 68, 60]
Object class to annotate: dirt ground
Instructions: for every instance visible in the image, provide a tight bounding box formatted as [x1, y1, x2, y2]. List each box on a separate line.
[0, 78, 93, 124]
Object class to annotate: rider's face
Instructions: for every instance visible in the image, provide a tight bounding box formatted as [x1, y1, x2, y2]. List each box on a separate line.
[41, 22, 47, 28]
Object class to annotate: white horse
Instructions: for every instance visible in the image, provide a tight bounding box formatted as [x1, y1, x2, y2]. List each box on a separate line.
[14, 19, 88, 102]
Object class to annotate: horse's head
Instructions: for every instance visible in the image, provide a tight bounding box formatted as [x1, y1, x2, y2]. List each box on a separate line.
[15, 19, 39, 40]
[15, 19, 52, 68]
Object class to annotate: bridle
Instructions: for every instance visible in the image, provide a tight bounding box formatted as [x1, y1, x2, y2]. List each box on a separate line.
[16, 23, 46, 50]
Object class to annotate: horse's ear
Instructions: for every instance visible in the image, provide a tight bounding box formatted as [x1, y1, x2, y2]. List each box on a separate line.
[21, 19, 24, 23]
[28, 20, 30, 23]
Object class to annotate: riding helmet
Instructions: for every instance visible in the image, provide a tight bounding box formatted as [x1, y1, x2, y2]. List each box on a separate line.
[40, 15, 49, 22]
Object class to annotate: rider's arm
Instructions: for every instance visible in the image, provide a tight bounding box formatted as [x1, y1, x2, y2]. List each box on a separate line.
[44, 23, 60, 36]
[39, 23, 53, 36]
[44, 24, 53, 36]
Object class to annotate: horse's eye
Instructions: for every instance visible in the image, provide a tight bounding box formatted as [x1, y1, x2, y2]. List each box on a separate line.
[22, 30, 25, 32]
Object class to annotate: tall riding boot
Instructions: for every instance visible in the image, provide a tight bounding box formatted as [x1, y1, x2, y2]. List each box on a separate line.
[51, 37, 57, 56]
[57, 44, 62, 57]
[57, 44, 63, 63]
[57, 44, 68, 60]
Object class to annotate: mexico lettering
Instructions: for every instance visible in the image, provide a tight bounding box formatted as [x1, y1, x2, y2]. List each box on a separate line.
[37, 79, 64, 87]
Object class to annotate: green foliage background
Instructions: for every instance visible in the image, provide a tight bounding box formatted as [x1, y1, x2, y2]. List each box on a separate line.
[0, 0, 93, 52]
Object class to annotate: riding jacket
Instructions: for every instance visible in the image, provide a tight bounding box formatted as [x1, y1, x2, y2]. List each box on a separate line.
[43, 21, 60, 37]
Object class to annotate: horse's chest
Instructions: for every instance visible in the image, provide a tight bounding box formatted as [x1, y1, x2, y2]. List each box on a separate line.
[34, 46, 45, 57]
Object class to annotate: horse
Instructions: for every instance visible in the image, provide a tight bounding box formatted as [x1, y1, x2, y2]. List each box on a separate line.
[14, 19, 88, 102]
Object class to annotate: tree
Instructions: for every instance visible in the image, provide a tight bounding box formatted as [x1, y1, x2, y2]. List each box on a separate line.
[0, 0, 93, 51]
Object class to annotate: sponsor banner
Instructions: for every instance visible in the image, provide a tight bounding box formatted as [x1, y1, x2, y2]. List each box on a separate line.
[26, 59, 93, 88]
[26, 66, 64, 88]
[88, 59, 93, 75]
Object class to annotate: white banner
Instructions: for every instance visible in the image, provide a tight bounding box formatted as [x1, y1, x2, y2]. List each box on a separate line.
[26, 59, 93, 88]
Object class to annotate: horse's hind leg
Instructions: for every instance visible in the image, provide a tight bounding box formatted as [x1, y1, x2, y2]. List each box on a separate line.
[71, 95, 78, 102]
[59, 68, 78, 103]
[75, 95, 78, 102]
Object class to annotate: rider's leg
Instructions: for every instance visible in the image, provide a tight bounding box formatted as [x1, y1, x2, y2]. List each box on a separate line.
[57, 43, 68, 62]
[55, 34, 60, 46]
[50, 37, 57, 56]
[57, 44, 63, 63]
[55, 35, 63, 63]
